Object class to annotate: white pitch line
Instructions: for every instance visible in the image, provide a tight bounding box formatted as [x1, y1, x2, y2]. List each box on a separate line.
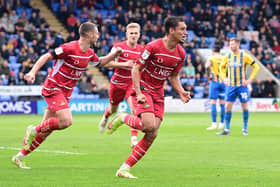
[0, 146, 85, 155]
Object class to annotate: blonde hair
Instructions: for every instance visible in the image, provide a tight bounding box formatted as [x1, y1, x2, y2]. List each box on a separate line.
[126, 23, 141, 31]
[229, 37, 240, 43]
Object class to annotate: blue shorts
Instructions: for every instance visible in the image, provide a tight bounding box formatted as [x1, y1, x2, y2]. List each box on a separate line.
[226, 86, 249, 103]
[209, 81, 226, 100]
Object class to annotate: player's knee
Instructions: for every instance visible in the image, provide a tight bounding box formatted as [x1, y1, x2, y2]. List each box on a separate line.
[143, 125, 156, 133]
[59, 118, 72, 129]
[146, 130, 158, 140]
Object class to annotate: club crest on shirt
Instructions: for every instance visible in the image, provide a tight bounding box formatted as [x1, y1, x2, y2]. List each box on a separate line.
[74, 60, 79, 64]
[123, 53, 129, 57]
[142, 49, 150, 60]
[157, 58, 163, 63]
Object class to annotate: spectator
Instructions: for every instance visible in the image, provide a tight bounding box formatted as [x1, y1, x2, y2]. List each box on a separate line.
[263, 77, 276, 97]
[251, 79, 263, 97]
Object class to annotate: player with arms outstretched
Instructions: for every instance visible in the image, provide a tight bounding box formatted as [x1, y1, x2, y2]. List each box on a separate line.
[107, 16, 191, 178]
[98, 23, 143, 148]
[205, 46, 226, 130]
[12, 22, 123, 169]
[217, 38, 259, 136]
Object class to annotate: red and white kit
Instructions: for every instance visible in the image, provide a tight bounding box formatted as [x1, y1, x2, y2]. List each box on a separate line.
[43, 40, 100, 112]
[109, 41, 143, 105]
[133, 39, 186, 119]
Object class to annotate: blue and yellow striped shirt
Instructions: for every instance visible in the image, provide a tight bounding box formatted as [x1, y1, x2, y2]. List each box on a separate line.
[208, 54, 223, 83]
[220, 50, 259, 87]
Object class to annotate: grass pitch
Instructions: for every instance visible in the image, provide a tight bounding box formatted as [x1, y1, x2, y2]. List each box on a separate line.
[0, 112, 280, 187]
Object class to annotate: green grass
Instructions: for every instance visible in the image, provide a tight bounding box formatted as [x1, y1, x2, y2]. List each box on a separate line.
[1, 112, 280, 187]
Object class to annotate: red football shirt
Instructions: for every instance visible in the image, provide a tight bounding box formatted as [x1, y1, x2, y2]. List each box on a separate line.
[136, 38, 186, 95]
[111, 41, 143, 86]
[42, 40, 99, 99]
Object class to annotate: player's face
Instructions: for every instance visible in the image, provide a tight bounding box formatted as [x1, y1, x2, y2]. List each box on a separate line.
[89, 27, 100, 46]
[126, 27, 140, 44]
[229, 40, 240, 52]
[172, 22, 187, 43]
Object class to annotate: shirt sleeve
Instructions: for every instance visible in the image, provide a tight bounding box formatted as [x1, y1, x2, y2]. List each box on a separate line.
[89, 53, 100, 67]
[219, 54, 228, 79]
[136, 43, 153, 69]
[110, 46, 119, 62]
[49, 44, 68, 59]
[244, 52, 259, 80]
[244, 52, 254, 65]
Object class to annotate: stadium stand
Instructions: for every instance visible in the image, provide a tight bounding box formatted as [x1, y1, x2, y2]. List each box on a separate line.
[0, 0, 279, 99]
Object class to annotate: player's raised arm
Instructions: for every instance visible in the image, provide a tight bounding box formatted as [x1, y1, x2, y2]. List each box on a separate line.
[24, 52, 53, 84]
[169, 71, 191, 103]
[98, 47, 123, 67]
[104, 60, 134, 69]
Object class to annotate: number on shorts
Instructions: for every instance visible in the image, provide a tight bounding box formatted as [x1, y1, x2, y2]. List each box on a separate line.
[240, 92, 248, 100]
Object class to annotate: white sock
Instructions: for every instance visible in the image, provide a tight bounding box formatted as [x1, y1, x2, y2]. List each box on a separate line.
[120, 113, 127, 122]
[120, 163, 131, 170]
[16, 152, 25, 159]
[131, 136, 137, 141]
[32, 127, 38, 135]
[212, 122, 217, 127]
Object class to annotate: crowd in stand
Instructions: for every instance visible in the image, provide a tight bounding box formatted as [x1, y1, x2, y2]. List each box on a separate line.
[0, 0, 279, 99]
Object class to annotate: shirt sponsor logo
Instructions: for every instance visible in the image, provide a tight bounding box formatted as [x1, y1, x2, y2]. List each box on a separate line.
[70, 70, 83, 77]
[154, 68, 171, 77]
[229, 63, 242, 67]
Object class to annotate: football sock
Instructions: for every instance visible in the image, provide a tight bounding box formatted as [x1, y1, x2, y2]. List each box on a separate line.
[131, 128, 138, 137]
[243, 110, 249, 130]
[35, 117, 59, 133]
[123, 114, 144, 131]
[220, 104, 225, 123]
[125, 134, 154, 167]
[225, 112, 232, 130]
[120, 163, 131, 170]
[21, 133, 45, 156]
[211, 104, 217, 123]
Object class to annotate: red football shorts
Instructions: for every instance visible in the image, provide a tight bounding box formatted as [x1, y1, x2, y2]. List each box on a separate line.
[44, 90, 70, 113]
[109, 82, 133, 105]
[131, 91, 164, 120]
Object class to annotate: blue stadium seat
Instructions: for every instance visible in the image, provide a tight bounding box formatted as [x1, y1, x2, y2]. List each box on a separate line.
[206, 37, 216, 49]
[75, 9, 81, 16]
[8, 56, 18, 64]
[187, 30, 196, 42]
[25, 8, 32, 19]
[51, 2, 60, 13]
[16, 7, 24, 16]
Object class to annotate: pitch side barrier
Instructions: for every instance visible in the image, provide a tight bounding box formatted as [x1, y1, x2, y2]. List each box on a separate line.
[0, 97, 279, 115]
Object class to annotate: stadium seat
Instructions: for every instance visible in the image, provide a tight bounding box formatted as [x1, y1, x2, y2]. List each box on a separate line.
[187, 30, 196, 42]
[51, 2, 60, 13]
[8, 56, 18, 65]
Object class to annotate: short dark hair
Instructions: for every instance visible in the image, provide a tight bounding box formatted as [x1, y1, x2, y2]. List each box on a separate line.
[79, 22, 97, 37]
[164, 16, 185, 35]
[213, 46, 220, 52]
